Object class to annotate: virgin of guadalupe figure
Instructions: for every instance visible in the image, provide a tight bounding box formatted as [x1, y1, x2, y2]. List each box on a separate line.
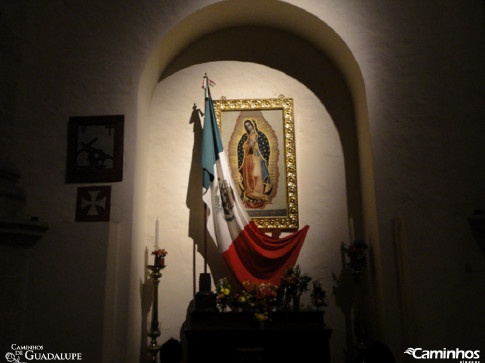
[237, 119, 273, 208]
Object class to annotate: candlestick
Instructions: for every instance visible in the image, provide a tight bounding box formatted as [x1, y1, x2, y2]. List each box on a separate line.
[147, 259, 165, 362]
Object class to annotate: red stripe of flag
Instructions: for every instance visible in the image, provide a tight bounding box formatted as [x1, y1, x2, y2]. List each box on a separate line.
[222, 221, 309, 287]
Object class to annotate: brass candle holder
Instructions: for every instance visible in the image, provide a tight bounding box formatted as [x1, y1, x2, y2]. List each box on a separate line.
[147, 251, 166, 362]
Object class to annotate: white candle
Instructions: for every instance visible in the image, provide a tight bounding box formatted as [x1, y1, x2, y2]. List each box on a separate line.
[155, 218, 159, 249]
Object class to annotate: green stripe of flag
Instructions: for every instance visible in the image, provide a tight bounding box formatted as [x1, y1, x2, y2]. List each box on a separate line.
[200, 95, 224, 190]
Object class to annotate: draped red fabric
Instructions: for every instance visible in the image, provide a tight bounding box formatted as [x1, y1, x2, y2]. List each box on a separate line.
[222, 221, 310, 289]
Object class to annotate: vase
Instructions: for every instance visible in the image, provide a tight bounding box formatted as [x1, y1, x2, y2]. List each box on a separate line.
[156, 257, 165, 267]
[292, 294, 300, 311]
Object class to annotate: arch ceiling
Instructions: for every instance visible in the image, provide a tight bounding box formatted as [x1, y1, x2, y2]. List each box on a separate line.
[138, 0, 374, 242]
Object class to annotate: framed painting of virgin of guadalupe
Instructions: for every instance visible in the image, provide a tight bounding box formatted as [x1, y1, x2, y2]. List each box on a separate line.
[214, 96, 299, 231]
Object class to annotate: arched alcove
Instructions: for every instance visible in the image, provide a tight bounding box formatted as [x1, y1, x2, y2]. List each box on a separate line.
[146, 61, 349, 348]
[161, 25, 363, 236]
[129, 1, 380, 361]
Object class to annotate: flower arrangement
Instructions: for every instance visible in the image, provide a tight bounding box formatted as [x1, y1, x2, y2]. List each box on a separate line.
[261, 283, 280, 309]
[243, 281, 279, 310]
[231, 292, 248, 310]
[152, 248, 168, 257]
[214, 265, 327, 325]
[280, 265, 312, 310]
[216, 277, 231, 311]
[310, 280, 328, 310]
[151, 248, 167, 267]
[242, 281, 280, 323]
[342, 240, 367, 274]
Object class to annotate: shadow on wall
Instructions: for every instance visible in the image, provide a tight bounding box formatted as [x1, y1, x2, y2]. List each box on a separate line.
[332, 257, 356, 362]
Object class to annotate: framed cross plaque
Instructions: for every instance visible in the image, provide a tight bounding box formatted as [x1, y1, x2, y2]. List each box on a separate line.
[66, 115, 124, 183]
[75, 185, 111, 222]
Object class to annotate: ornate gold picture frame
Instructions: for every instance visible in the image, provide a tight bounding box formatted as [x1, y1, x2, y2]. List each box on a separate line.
[214, 96, 299, 231]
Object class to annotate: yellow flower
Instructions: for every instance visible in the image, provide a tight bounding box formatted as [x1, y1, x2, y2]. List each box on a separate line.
[255, 312, 268, 322]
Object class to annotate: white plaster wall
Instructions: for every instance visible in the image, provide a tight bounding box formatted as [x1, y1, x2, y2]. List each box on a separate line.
[145, 61, 349, 355]
[319, 1, 485, 351]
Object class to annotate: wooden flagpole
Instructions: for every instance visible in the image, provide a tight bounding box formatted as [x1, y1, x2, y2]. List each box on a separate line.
[204, 204, 207, 274]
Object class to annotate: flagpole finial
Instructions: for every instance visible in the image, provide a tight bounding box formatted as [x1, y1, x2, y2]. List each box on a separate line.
[202, 74, 216, 99]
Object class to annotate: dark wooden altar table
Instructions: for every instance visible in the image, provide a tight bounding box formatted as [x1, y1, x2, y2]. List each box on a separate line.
[184, 310, 332, 362]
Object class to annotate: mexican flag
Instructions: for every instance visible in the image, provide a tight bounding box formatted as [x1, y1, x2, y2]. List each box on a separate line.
[200, 78, 309, 288]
